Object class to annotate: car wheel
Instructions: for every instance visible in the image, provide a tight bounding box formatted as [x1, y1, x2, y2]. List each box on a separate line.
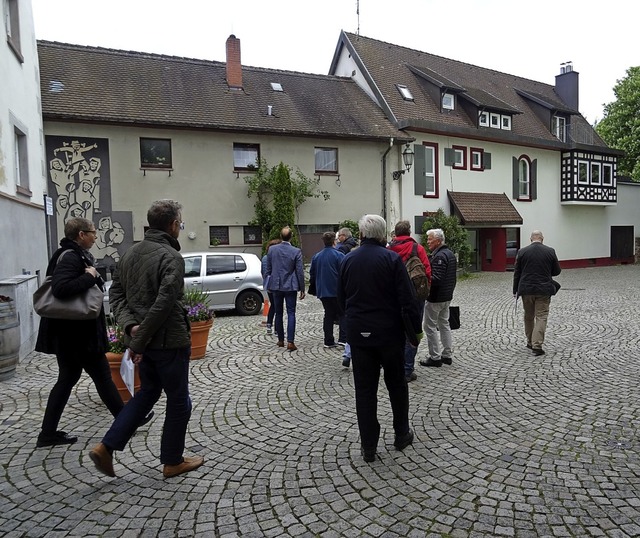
[235, 290, 263, 316]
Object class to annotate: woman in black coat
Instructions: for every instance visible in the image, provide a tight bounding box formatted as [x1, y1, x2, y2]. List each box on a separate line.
[35, 217, 125, 447]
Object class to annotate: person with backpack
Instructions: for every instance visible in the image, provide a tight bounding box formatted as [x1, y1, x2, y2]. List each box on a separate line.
[388, 220, 431, 382]
[420, 228, 457, 368]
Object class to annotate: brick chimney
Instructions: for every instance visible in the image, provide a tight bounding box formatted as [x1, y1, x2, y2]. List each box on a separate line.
[226, 34, 243, 90]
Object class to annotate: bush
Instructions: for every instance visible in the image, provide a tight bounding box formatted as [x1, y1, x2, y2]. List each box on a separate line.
[421, 209, 471, 274]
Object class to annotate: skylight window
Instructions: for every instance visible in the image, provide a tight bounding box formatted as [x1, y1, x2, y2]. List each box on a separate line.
[270, 82, 283, 92]
[396, 84, 414, 101]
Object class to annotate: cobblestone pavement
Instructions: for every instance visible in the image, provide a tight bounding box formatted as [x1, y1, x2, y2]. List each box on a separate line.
[1, 266, 639, 537]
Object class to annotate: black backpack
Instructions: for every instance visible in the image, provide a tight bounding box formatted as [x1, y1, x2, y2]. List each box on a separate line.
[405, 243, 430, 300]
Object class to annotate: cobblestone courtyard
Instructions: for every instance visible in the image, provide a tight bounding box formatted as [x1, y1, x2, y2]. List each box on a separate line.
[1, 266, 639, 537]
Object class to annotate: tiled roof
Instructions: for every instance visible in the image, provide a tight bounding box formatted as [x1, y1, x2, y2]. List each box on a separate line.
[37, 41, 409, 142]
[339, 32, 609, 149]
[447, 191, 523, 226]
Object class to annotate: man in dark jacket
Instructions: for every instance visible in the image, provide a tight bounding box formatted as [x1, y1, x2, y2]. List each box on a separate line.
[309, 231, 346, 348]
[338, 214, 422, 463]
[336, 227, 358, 254]
[89, 200, 204, 479]
[388, 220, 432, 382]
[513, 230, 561, 356]
[420, 228, 457, 368]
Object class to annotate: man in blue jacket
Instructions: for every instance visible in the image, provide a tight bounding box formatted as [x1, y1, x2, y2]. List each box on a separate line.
[513, 230, 561, 356]
[338, 214, 422, 462]
[309, 231, 346, 349]
[265, 226, 306, 351]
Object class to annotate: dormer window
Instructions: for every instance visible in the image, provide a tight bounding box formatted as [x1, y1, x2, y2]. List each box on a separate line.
[501, 115, 512, 130]
[396, 84, 414, 101]
[552, 115, 566, 142]
[442, 93, 454, 110]
[479, 112, 489, 127]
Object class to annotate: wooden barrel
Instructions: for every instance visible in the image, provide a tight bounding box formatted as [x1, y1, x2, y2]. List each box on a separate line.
[0, 317, 20, 382]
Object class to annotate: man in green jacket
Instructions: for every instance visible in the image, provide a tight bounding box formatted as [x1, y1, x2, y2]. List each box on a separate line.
[89, 200, 204, 479]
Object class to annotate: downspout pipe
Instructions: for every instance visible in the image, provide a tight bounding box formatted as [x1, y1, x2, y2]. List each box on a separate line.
[381, 138, 394, 222]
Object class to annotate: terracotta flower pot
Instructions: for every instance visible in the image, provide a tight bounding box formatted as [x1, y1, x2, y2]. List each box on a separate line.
[190, 319, 214, 360]
[106, 351, 141, 402]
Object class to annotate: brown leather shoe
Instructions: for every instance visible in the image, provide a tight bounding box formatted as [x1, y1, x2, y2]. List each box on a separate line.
[89, 442, 115, 477]
[276, 341, 285, 347]
[287, 342, 297, 351]
[163, 455, 204, 478]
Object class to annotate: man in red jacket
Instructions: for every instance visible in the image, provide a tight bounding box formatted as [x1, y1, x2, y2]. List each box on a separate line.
[388, 220, 431, 382]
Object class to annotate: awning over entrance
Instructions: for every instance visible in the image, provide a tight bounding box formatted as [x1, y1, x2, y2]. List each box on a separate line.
[447, 191, 523, 226]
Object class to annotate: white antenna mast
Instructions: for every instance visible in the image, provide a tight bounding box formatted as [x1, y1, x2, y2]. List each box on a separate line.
[357, 0, 360, 35]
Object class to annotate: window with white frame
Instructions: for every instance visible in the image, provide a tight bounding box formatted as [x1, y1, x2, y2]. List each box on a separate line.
[602, 163, 613, 186]
[424, 144, 437, 196]
[590, 162, 601, 185]
[442, 93, 454, 110]
[470, 148, 484, 171]
[396, 84, 414, 101]
[314, 147, 338, 173]
[13, 121, 29, 194]
[490, 113, 500, 128]
[518, 158, 530, 199]
[452, 145, 466, 170]
[479, 112, 489, 127]
[552, 116, 566, 142]
[233, 143, 260, 170]
[501, 115, 512, 130]
[577, 161, 589, 184]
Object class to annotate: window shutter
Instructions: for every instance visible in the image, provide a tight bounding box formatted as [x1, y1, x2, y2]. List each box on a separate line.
[413, 144, 427, 195]
[414, 216, 427, 235]
[531, 159, 538, 200]
[483, 152, 491, 170]
[444, 148, 455, 166]
[512, 157, 519, 198]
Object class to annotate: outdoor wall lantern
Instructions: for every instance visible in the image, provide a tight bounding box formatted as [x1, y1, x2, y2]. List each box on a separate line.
[392, 144, 414, 180]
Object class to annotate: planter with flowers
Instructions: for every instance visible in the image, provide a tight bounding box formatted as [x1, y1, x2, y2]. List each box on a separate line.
[184, 288, 214, 360]
[106, 314, 140, 401]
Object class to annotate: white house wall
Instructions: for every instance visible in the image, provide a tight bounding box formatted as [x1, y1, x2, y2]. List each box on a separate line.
[1, 0, 48, 281]
[399, 134, 633, 262]
[44, 121, 388, 260]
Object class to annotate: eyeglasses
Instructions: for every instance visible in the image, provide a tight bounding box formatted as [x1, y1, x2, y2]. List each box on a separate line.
[82, 230, 97, 235]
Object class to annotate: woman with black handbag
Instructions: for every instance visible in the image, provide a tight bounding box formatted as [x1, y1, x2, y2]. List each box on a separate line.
[34, 217, 150, 447]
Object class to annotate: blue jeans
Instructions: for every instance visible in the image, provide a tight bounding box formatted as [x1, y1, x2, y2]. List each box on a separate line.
[102, 347, 192, 465]
[404, 300, 425, 376]
[266, 291, 276, 327]
[273, 290, 298, 343]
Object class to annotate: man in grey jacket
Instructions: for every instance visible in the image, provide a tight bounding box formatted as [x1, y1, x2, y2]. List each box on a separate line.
[89, 200, 204, 479]
[513, 230, 561, 356]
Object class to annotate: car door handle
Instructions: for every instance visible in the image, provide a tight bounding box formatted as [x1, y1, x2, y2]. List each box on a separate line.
[189, 281, 201, 285]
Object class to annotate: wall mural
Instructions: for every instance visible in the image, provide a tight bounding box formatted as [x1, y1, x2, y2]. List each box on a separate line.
[45, 136, 133, 269]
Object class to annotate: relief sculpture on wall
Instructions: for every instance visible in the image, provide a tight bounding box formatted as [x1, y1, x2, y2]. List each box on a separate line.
[45, 135, 133, 269]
